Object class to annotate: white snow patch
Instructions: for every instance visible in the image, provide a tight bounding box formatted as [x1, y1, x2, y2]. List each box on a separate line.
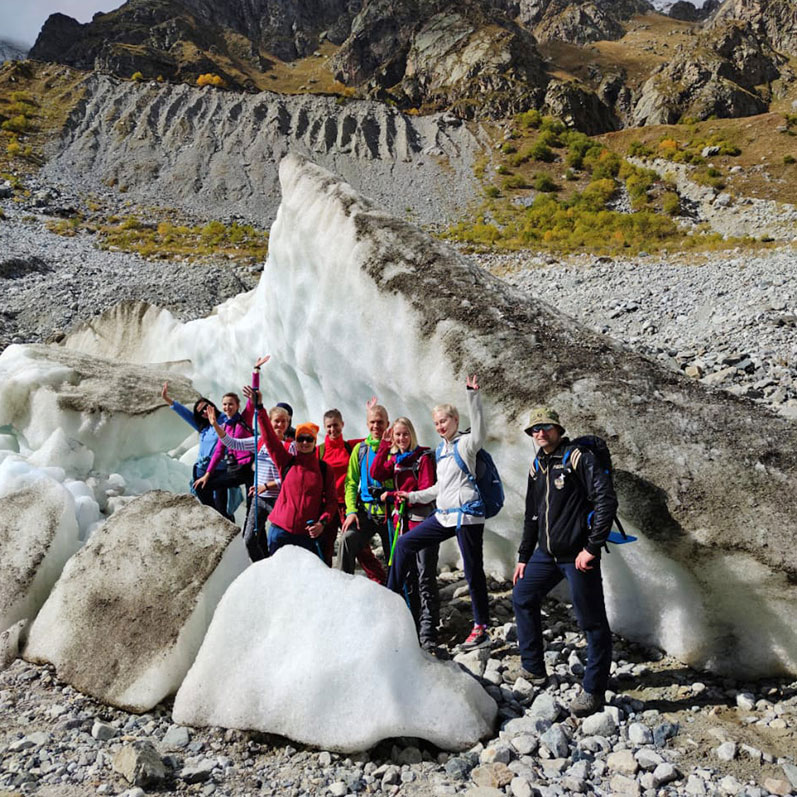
[174, 546, 497, 751]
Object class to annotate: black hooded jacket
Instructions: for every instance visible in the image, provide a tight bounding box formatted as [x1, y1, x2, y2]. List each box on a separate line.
[517, 437, 618, 563]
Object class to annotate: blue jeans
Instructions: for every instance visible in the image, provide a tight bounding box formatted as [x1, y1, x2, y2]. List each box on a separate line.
[512, 548, 612, 695]
[267, 524, 322, 558]
[387, 514, 488, 627]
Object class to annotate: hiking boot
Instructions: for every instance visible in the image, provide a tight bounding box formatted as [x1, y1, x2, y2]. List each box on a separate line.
[570, 689, 605, 717]
[459, 624, 490, 652]
[502, 663, 548, 687]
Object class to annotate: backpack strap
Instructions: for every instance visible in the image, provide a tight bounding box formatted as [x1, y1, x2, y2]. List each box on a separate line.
[435, 440, 484, 529]
[317, 443, 325, 460]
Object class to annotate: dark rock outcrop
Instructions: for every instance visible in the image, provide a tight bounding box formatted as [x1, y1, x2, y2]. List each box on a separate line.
[516, 0, 652, 44]
[633, 20, 784, 124]
[709, 0, 797, 56]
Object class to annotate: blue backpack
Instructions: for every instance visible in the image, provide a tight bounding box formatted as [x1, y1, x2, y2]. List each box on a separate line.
[436, 440, 505, 523]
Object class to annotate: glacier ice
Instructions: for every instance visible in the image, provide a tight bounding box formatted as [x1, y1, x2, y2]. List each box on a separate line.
[24, 491, 249, 712]
[0, 457, 81, 635]
[173, 546, 497, 751]
[0, 152, 794, 678]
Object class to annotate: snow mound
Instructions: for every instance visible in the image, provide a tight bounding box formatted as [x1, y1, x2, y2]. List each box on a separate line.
[24, 491, 248, 712]
[173, 546, 497, 751]
[0, 459, 80, 636]
[0, 343, 198, 470]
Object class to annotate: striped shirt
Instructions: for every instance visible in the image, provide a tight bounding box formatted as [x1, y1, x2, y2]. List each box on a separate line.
[220, 433, 281, 498]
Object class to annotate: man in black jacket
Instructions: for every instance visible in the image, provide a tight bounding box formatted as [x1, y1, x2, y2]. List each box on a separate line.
[512, 407, 618, 717]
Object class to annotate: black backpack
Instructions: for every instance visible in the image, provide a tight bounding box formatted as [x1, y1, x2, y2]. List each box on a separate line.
[555, 435, 630, 544]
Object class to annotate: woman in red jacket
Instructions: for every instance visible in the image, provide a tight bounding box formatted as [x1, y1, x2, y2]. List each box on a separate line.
[370, 417, 440, 651]
[247, 357, 337, 558]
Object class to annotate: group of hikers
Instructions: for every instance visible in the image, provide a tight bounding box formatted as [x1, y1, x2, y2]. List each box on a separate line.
[161, 354, 619, 717]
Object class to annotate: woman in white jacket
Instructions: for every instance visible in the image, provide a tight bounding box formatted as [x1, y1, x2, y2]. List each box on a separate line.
[387, 375, 490, 651]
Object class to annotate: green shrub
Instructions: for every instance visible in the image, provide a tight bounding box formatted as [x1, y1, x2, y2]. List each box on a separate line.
[540, 116, 566, 135]
[662, 191, 680, 215]
[529, 140, 555, 162]
[533, 174, 558, 192]
[537, 129, 562, 149]
[784, 154, 796, 165]
[496, 164, 510, 175]
[485, 185, 501, 198]
[565, 168, 578, 181]
[503, 175, 529, 190]
[131, 71, 144, 82]
[587, 149, 621, 180]
[627, 140, 653, 157]
[517, 109, 542, 129]
[1, 115, 30, 133]
[501, 141, 517, 154]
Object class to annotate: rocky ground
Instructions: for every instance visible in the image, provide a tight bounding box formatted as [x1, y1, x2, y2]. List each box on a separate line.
[0, 176, 259, 353]
[476, 248, 797, 420]
[2, 568, 796, 797]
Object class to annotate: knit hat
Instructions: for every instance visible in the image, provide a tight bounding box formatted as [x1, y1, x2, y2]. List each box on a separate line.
[524, 407, 565, 436]
[294, 422, 319, 441]
[276, 401, 294, 418]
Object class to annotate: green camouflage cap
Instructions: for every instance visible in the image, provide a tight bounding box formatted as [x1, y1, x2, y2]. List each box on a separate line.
[524, 407, 565, 436]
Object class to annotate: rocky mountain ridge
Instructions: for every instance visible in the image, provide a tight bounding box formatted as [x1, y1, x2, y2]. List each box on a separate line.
[25, 0, 796, 130]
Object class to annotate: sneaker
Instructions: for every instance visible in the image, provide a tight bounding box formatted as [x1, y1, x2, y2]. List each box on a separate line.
[459, 624, 490, 652]
[570, 689, 605, 717]
[523, 669, 549, 687]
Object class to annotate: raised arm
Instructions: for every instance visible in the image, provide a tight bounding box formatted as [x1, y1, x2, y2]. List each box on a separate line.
[458, 375, 485, 462]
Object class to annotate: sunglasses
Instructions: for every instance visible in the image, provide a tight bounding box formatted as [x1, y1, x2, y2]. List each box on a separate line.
[296, 435, 315, 443]
[531, 424, 556, 433]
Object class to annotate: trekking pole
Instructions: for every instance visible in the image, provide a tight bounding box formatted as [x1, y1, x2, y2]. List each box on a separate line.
[252, 389, 258, 541]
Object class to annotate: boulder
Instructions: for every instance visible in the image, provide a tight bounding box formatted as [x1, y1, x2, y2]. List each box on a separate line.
[24, 491, 248, 711]
[0, 470, 80, 637]
[173, 546, 497, 751]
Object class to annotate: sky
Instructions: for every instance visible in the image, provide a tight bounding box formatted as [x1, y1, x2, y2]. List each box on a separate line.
[0, 0, 121, 48]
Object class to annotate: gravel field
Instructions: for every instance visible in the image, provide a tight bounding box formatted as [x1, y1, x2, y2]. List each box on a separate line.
[474, 248, 797, 418]
[3, 570, 796, 797]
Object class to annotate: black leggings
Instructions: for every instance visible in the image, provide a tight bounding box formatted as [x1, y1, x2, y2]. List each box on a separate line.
[196, 465, 254, 521]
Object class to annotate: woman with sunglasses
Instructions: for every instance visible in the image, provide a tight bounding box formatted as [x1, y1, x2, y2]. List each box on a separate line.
[161, 383, 230, 513]
[238, 356, 337, 557]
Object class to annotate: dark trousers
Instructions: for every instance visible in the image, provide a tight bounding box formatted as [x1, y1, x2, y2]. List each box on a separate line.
[512, 548, 612, 695]
[387, 514, 489, 627]
[337, 510, 390, 576]
[243, 495, 276, 562]
[196, 466, 254, 521]
[267, 524, 322, 558]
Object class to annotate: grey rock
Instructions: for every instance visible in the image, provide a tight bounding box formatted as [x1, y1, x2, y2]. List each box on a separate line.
[112, 741, 167, 788]
[628, 722, 654, 746]
[715, 740, 737, 761]
[161, 724, 191, 750]
[179, 758, 216, 783]
[651, 761, 680, 787]
[540, 724, 570, 758]
[581, 710, 617, 737]
[91, 720, 117, 741]
[528, 692, 561, 723]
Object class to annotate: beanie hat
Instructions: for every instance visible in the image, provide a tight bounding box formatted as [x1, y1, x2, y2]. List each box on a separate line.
[524, 407, 565, 436]
[276, 401, 294, 418]
[294, 422, 319, 441]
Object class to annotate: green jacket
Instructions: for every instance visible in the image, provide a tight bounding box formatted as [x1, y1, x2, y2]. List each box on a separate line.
[344, 435, 394, 517]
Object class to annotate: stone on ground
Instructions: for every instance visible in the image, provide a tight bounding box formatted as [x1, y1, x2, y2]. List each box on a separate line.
[173, 546, 497, 751]
[24, 491, 247, 711]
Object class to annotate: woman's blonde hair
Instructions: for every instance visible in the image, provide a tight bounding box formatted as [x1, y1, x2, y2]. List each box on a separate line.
[269, 406, 290, 422]
[391, 417, 418, 453]
[432, 403, 458, 422]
